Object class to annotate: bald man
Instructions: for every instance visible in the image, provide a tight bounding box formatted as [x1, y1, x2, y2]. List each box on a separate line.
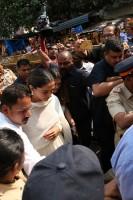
[57, 51, 92, 147]
[103, 25, 119, 42]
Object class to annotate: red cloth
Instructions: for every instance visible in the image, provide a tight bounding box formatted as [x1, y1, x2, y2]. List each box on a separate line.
[40, 38, 48, 54]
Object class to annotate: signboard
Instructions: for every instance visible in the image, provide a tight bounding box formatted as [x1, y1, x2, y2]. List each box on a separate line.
[71, 25, 83, 34]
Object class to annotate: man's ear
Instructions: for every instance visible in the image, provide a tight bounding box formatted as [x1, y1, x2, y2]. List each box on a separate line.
[1, 105, 10, 115]
[11, 162, 21, 178]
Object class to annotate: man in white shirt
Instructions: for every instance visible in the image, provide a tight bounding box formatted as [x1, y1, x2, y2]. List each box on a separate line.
[0, 84, 43, 175]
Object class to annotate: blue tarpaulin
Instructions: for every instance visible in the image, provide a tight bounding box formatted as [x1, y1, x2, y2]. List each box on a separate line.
[3, 39, 26, 56]
[71, 25, 83, 34]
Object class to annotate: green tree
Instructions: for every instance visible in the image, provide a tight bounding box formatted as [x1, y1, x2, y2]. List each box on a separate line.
[0, 0, 44, 37]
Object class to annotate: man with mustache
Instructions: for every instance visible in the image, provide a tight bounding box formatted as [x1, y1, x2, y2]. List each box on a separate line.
[0, 84, 43, 176]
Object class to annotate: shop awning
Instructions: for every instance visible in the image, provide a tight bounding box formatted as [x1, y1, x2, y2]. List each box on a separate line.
[53, 14, 89, 32]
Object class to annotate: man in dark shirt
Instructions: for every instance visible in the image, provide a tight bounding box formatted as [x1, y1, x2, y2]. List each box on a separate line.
[58, 51, 91, 147]
[90, 24, 120, 63]
[89, 39, 123, 172]
[14, 59, 31, 85]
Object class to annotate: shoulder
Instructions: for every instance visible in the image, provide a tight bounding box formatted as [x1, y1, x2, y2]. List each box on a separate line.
[95, 59, 105, 67]
[89, 60, 108, 84]
[110, 83, 124, 94]
[71, 68, 89, 79]
[52, 94, 60, 104]
[0, 178, 25, 199]
[91, 60, 106, 73]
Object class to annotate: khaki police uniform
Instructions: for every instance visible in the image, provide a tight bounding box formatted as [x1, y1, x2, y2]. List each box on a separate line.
[107, 56, 133, 144]
[106, 83, 133, 143]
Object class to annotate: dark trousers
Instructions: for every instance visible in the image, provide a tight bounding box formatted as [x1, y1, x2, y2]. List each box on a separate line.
[92, 119, 115, 173]
[75, 117, 92, 148]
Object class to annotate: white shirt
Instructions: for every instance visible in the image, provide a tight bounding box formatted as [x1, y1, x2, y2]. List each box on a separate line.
[82, 61, 94, 74]
[0, 112, 43, 176]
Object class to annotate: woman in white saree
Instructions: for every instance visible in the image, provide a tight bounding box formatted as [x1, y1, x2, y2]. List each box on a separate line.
[23, 68, 72, 156]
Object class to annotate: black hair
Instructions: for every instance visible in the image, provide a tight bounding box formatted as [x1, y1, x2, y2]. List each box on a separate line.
[17, 59, 30, 69]
[0, 128, 24, 179]
[27, 68, 54, 88]
[104, 39, 123, 53]
[49, 67, 61, 79]
[72, 51, 85, 60]
[1, 84, 31, 108]
[103, 24, 116, 31]
[103, 24, 120, 35]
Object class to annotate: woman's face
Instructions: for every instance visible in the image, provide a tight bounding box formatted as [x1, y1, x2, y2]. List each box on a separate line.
[32, 80, 55, 102]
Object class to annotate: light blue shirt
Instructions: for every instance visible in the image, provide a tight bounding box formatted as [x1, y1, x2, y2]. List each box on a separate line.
[111, 125, 133, 200]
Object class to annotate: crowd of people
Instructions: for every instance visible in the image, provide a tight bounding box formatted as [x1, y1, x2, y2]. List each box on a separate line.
[0, 18, 133, 200]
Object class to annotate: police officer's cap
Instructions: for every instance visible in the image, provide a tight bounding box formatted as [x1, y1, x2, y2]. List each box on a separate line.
[115, 56, 133, 77]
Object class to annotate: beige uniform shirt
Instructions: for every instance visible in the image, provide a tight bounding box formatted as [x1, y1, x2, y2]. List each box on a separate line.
[0, 178, 25, 200]
[106, 83, 133, 138]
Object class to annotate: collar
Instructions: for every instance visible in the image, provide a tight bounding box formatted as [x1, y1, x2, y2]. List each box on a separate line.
[31, 95, 53, 108]
[0, 112, 21, 129]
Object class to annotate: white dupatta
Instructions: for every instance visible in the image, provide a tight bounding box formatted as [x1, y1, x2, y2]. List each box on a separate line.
[23, 95, 72, 156]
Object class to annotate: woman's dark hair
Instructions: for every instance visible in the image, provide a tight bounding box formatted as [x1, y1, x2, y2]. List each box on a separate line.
[49, 66, 61, 79]
[0, 128, 24, 179]
[1, 84, 31, 108]
[27, 68, 54, 88]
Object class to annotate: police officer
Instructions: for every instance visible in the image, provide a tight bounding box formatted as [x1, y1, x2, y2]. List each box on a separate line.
[107, 56, 133, 143]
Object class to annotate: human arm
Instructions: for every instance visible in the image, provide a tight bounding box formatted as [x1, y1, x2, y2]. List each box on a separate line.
[114, 112, 133, 129]
[92, 76, 123, 97]
[104, 179, 121, 200]
[88, 61, 123, 96]
[64, 106, 75, 127]
[38, 48, 51, 63]
[106, 86, 133, 129]
[37, 48, 52, 68]
[34, 38, 51, 68]
[64, 106, 77, 136]
[106, 76, 122, 82]
[92, 78, 123, 97]
[43, 123, 62, 140]
[54, 95, 72, 143]
[19, 129, 44, 176]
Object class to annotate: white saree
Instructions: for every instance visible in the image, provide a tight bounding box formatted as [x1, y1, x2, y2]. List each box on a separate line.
[23, 94, 72, 156]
